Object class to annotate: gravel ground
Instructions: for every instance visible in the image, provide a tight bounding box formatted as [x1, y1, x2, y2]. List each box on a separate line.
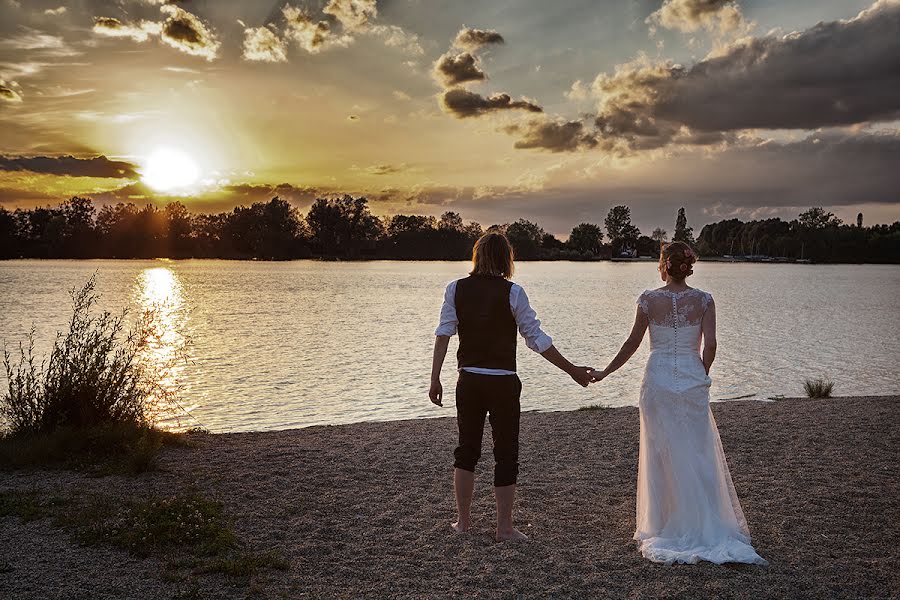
[1, 396, 898, 599]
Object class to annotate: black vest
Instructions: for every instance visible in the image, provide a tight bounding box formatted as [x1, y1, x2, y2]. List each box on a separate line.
[455, 275, 517, 371]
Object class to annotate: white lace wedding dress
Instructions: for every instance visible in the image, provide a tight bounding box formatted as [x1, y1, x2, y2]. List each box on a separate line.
[634, 288, 767, 565]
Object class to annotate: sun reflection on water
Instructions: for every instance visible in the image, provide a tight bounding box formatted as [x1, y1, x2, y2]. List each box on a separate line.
[136, 266, 197, 429]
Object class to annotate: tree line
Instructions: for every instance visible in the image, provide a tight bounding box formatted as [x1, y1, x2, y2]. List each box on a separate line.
[0, 196, 896, 263]
[695, 208, 900, 263]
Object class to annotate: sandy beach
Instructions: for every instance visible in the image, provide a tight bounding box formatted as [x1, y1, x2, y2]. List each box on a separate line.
[1, 396, 898, 599]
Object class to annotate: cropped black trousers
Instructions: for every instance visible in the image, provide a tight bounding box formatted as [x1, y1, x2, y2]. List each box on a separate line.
[453, 371, 522, 487]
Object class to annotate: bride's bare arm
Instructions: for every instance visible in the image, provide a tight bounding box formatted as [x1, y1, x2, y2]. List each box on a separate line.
[701, 298, 717, 374]
[593, 307, 649, 380]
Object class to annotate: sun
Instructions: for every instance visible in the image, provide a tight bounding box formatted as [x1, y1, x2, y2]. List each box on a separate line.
[142, 148, 200, 191]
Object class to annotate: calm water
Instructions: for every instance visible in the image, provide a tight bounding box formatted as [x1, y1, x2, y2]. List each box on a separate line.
[1, 260, 898, 432]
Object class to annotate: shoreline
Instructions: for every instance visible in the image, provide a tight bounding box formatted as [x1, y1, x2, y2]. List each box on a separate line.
[3, 257, 900, 265]
[1, 396, 898, 598]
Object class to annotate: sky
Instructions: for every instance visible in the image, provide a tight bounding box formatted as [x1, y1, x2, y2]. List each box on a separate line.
[0, 0, 898, 235]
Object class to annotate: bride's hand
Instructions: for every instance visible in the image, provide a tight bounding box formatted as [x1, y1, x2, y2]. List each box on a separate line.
[587, 368, 607, 382]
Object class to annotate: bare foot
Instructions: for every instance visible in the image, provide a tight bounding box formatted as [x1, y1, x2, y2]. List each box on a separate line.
[496, 528, 529, 542]
[451, 521, 469, 533]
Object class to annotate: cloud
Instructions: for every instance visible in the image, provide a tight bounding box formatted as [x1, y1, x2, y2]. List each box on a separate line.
[365, 163, 407, 175]
[92, 17, 162, 43]
[0, 80, 22, 102]
[0, 155, 140, 178]
[0, 28, 69, 52]
[92, 5, 220, 60]
[322, 0, 377, 32]
[282, 4, 351, 54]
[432, 52, 485, 86]
[565, 80, 589, 101]
[369, 24, 424, 55]
[453, 27, 504, 52]
[242, 25, 288, 62]
[159, 4, 221, 61]
[440, 88, 542, 119]
[503, 118, 600, 153]
[43, 6, 66, 16]
[647, 0, 750, 35]
[593, 1, 900, 150]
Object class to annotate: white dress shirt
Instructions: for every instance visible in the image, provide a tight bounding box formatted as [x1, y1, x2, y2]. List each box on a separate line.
[434, 279, 553, 375]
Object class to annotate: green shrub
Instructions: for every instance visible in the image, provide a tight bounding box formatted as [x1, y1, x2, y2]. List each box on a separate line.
[803, 378, 835, 399]
[1, 274, 179, 435]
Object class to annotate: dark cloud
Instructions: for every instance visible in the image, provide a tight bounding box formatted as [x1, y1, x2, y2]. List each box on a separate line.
[323, 0, 377, 32]
[0, 81, 21, 102]
[0, 155, 140, 178]
[159, 4, 220, 60]
[440, 88, 542, 119]
[282, 4, 348, 54]
[432, 51, 485, 86]
[92, 5, 219, 60]
[92, 17, 161, 42]
[503, 118, 599, 152]
[453, 27, 504, 52]
[595, 1, 900, 149]
[220, 182, 325, 207]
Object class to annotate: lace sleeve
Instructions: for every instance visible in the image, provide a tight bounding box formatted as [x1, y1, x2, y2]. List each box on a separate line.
[637, 291, 649, 315]
[701, 291, 713, 312]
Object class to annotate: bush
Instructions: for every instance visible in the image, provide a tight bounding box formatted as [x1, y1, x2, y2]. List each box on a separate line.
[804, 378, 834, 399]
[0, 423, 185, 474]
[1, 274, 179, 435]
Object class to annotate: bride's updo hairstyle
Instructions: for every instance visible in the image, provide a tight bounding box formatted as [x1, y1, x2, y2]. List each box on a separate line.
[660, 241, 697, 280]
[471, 231, 515, 279]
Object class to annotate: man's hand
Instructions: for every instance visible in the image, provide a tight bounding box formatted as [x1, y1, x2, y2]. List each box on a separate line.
[568, 366, 594, 387]
[429, 379, 443, 406]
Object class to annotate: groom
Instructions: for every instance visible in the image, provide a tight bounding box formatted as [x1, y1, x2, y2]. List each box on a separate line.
[429, 231, 594, 542]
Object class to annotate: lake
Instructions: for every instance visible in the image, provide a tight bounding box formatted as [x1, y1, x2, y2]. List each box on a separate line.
[1, 260, 898, 432]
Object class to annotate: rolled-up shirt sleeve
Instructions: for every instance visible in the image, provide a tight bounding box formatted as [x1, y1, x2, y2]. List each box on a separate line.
[510, 284, 553, 353]
[434, 280, 458, 337]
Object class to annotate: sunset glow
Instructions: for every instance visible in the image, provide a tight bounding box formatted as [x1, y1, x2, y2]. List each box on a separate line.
[0, 0, 897, 231]
[142, 149, 200, 192]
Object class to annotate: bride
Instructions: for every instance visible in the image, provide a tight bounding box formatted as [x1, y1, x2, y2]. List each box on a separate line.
[590, 241, 767, 566]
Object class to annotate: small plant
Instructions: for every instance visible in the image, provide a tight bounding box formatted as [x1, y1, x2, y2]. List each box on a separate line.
[1, 488, 286, 585]
[803, 377, 834, 399]
[577, 403, 611, 411]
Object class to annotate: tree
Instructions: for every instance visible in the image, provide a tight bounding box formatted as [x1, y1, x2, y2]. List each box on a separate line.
[60, 196, 97, 257]
[164, 201, 193, 257]
[604, 205, 640, 255]
[567, 223, 604, 256]
[651, 227, 667, 244]
[541, 232, 565, 251]
[798, 207, 842, 230]
[505, 219, 545, 260]
[857, 212, 863, 228]
[306, 195, 382, 257]
[438, 211, 464, 232]
[673, 207, 694, 243]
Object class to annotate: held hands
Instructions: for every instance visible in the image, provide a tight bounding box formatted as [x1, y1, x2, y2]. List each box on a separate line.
[587, 368, 608, 383]
[568, 366, 596, 387]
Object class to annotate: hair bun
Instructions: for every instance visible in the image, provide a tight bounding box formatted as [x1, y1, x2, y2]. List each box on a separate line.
[660, 241, 697, 280]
